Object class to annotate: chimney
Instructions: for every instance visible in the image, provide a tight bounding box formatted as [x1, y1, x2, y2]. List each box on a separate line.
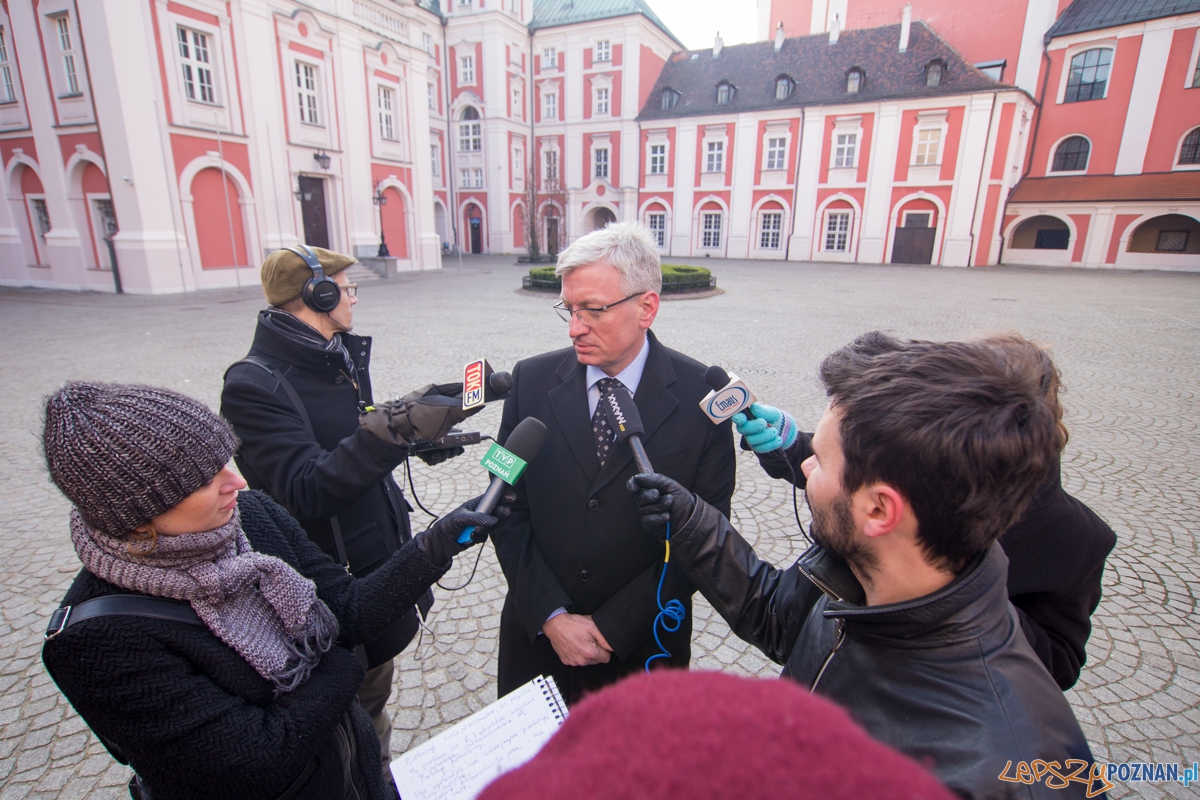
[713, 32, 723, 58]
[829, 14, 840, 44]
[899, 3, 911, 52]
[774, 21, 785, 51]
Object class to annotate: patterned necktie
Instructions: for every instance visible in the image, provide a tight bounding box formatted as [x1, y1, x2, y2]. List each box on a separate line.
[592, 377, 623, 468]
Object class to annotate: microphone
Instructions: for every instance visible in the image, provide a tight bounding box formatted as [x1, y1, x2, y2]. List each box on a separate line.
[599, 387, 654, 474]
[457, 416, 547, 543]
[463, 359, 513, 410]
[699, 365, 757, 424]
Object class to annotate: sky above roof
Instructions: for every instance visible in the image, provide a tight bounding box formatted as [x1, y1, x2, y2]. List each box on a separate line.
[647, 0, 758, 50]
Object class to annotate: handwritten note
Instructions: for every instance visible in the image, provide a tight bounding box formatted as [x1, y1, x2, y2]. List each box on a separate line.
[391, 676, 567, 800]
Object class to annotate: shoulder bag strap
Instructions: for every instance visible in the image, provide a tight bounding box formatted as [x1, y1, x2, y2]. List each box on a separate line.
[45, 594, 202, 640]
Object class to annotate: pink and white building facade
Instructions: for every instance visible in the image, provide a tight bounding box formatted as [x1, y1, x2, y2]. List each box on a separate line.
[2, 0, 1197, 292]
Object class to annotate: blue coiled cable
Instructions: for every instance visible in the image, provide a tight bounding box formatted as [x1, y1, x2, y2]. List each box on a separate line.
[645, 522, 686, 672]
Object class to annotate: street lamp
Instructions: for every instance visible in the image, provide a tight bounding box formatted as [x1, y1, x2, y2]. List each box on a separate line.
[313, 150, 331, 170]
[372, 192, 390, 257]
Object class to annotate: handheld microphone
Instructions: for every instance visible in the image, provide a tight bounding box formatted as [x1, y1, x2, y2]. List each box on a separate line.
[700, 365, 757, 424]
[599, 387, 654, 474]
[463, 360, 513, 409]
[457, 416, 547, 543]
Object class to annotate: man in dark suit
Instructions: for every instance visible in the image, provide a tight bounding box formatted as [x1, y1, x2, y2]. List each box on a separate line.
[492, 223, 736, 704]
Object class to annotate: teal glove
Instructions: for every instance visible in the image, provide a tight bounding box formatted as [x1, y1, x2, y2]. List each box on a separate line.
[732, 403, 798, 454]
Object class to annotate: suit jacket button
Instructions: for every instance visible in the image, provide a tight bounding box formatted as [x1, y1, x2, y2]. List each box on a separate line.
[587, 499, 600, 510]
[579, 569, 591, 581]
[335, 375, 344, 384]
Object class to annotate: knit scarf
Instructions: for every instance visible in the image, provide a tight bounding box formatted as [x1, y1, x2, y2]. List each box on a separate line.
[70, 506, 338, 695]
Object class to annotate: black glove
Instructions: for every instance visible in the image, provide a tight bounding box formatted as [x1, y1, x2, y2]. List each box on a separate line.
[413, 491, 516, 566]
[360, 382, 485, 446]
[416, 446, 465, 466]
[626, 473, 696, 534]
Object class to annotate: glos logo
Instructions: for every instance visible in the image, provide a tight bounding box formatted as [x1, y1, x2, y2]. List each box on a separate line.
[705, 386, 749, 420]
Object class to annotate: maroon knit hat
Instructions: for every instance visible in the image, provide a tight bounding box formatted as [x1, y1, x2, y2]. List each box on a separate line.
[478, 670, 956, 800]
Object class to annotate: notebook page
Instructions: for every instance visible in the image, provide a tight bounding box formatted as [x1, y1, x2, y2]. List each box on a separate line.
[390, 677, 565, 800]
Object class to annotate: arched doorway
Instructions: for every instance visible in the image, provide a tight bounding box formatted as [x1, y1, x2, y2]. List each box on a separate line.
[543, 206, 561, 256]
[464, 203, 483, 253]
[512, 203, 525, 249]
[589, 206, 616, 230]
[380, 186, 408, 259]
[433, 200, 448, 251]
[191, 167, 249, 269]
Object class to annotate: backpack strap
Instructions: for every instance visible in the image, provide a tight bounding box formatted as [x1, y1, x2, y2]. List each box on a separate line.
[226, 356, 352, 569]
[45, 594, 202, 640]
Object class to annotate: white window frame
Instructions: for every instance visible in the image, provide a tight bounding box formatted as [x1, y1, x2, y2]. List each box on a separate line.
[377, 84, 397, 141]
[431, 144, 441, 177]
[823, 209, 852, 253]
[594, 147, 609, 179]
[902, 210, 933, 228]
[458, 113, 482, 152]
[422, 33, 433, 55]
[295, 60, 321, 126]
[1055, 43, 1116, 105]
[543, 148, 559, 185]
[513, 146, 524, 179]
[0, 25, 17, 104]
[54, 15, 80, 96]
[459, 168, 471, 188]
[473, 168, 483, 188]
[595, 40, 610, 62]
[595, 86, 609, 116]
[914, 128, 941, 165]
[27, 195, 51, 265]
[512, 86, 523, 117]
[647, 212, 666, 247]
[701, 211, 722, 249]
[834, 133, 857, 168]
[543, 47, 557, 68]
[649, 143, 666, 175]
[177, 26, 217, 105]
[705, 141, 724, 173]
[910, 111, 947, 169]
[427, 83, 437, 111]
[543, 91, 557, 120]
[459, 54, 475, 85]
[765, 137, 787, 171]
[759, 211, 783, 249]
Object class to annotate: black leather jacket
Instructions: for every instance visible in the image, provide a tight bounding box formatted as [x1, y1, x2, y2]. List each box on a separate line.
[669, 499, 1101, 799]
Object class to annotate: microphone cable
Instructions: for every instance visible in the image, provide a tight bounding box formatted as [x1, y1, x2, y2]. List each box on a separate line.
[401, 453, 491, 592]
[644, 522, 686, 673]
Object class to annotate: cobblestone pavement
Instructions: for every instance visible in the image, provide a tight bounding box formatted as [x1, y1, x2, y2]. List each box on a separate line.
[1, 256, 1198, 798]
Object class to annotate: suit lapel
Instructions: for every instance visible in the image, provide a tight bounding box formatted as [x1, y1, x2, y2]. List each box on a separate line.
[550, 351, 601, 484]
[590, 331, 678, 495]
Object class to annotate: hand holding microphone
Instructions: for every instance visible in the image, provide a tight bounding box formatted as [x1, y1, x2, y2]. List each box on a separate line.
[414, 490, 517, 566]
[626, 473, 695, 536]
[359, 370, 514, 449]
[732, 403, 798, 454]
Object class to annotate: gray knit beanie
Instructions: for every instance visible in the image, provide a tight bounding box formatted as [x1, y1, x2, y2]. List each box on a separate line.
[43, 382, 239, 536]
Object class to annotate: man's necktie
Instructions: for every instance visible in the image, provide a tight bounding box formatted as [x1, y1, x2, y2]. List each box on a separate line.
[592, 377, 623, 467]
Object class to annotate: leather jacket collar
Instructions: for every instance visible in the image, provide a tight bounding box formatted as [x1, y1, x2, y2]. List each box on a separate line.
[799, 541, 1010, 644]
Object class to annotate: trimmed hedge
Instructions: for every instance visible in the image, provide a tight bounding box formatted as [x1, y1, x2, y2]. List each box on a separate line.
[525, 264, 714, 292]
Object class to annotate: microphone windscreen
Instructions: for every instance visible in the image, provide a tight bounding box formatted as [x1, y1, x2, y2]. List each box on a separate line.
[487, 371, 514, 401]
[704, 365, 731, 392]
[504, 417, 548, 463]
[600, 387, 646, 441]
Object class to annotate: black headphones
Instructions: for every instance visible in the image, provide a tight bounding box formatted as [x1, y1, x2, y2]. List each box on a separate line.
[288, 244, 341, 314]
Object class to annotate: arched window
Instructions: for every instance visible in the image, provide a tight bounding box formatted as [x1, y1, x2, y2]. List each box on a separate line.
[716, 81, 735, 105]
[925, 60, 944, 88]
[660, 87, 679, 110]
[1051, 136, 1090, 172]
[775, 75, 793, 101]
[458, 106, 481, 151]
[1179, 128, 1200, 165]
[1065, 48, 1111, 102]
[1128, 214, 1200, 254]
[846, 68, 863, 94]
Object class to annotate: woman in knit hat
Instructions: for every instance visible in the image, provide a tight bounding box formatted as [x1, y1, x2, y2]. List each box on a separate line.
[41, 382, 508, 800]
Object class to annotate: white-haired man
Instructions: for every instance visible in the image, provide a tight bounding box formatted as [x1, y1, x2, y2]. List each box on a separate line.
[491, 223, 736, 704]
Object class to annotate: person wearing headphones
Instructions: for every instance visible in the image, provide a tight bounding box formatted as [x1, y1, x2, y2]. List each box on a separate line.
[221, 245, 478, 779]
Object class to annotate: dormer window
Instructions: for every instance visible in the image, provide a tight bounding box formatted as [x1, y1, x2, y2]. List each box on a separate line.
[716, 81, 734, 105]
[925, 60, 945, 88]
[846, 68, 863, 94]
[775, 75, 793, 101]
[660, 87, 679, 110]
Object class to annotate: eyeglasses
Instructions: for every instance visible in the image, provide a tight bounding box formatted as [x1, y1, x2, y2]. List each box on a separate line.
[553, 292, 643, 324]
[341, 283, 358, 298]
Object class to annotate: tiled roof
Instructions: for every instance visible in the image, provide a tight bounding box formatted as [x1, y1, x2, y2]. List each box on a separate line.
[637, 22, 1004, 121]
[1046, 0, 1200, 39]
[530, 0, 682, 45]
[1009, 172, 1200, 203]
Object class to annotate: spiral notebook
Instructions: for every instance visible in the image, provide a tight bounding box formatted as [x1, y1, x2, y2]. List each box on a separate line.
[390, 675, 568, 800]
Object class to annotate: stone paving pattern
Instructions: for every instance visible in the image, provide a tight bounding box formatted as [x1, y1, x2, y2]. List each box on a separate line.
[1, 256, 1197, 798]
